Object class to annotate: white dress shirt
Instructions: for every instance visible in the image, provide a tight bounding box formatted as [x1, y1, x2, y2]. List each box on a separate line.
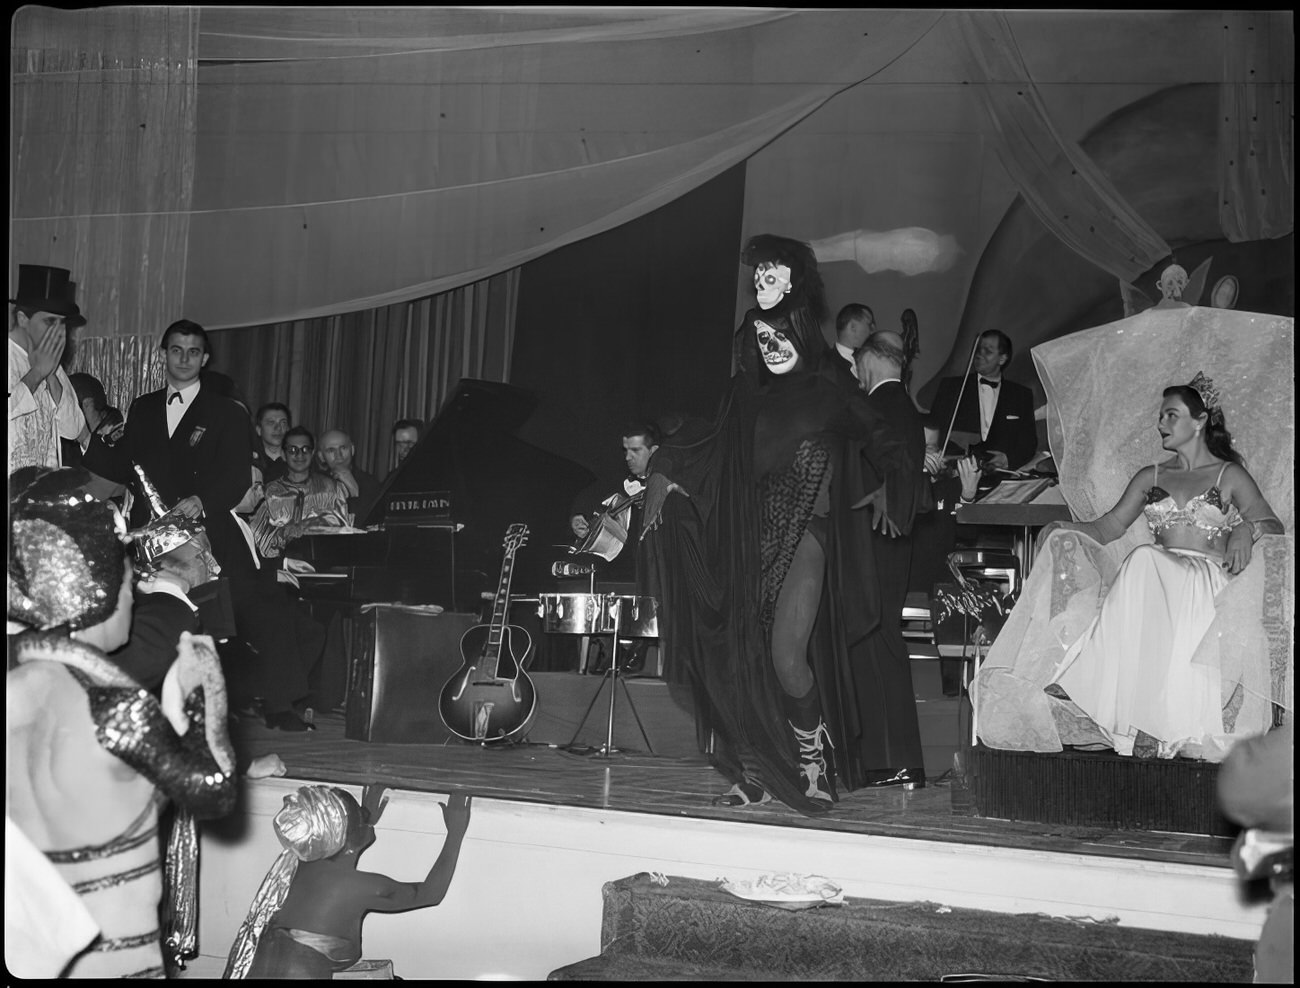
[835, 341, 859, 379]
[165, 379, 202, 438]
[977, 374, 1001, 440]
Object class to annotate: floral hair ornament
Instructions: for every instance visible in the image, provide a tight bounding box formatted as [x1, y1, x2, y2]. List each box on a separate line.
[1188, 371, 1221, 414]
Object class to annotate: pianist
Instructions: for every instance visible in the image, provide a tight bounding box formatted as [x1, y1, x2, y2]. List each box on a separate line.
[249, 426, 351, 562]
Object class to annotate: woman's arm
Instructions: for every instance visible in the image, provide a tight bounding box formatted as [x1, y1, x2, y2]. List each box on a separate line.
[1221, 464, 1285, 575]
[1037, 465, 1153, 549]
[366, 795, 473, 913]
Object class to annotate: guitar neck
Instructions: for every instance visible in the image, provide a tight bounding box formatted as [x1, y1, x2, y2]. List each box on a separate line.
[483, 550, 518, 672]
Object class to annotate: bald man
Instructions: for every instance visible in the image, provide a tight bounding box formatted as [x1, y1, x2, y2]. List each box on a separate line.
[846, 330, 929, 788]
[317, 429, 381, 523]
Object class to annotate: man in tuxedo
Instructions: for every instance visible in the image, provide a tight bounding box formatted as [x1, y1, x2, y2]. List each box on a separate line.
[925, 329, 1037, 471]
[850, 330, 929, 788]
[832, 302, 875, 386]
[85, 319, 319, 731]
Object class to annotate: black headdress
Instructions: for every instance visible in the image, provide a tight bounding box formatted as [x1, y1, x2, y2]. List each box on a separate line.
[738, 234, 830, 377]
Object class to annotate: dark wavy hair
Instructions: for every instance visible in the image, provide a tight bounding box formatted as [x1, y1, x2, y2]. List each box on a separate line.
[1163, 384, 1243, 466]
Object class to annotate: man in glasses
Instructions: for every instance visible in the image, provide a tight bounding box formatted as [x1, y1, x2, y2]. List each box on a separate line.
[249, 426, 352, 562]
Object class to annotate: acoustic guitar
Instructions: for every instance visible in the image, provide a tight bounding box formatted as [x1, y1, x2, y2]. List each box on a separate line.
[572, 489, 643, 562]
[438, 523, 536, 742]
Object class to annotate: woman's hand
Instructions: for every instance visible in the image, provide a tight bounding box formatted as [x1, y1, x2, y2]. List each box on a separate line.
[1223, 524, 1254, 575]
[640, 472, 689, 540]
[442, 793, 472, 835]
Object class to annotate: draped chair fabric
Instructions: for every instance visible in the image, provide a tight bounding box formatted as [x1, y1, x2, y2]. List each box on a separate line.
[953, 10, 1171, 284]
[206, 270, 519, 477]
[1218, 10, 1294, 243]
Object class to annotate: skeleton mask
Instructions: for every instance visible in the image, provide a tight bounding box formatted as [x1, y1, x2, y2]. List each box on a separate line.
[754, 261, 792, 310]
[755, 319, 799, 374]
[1158, 264, 1188, 301]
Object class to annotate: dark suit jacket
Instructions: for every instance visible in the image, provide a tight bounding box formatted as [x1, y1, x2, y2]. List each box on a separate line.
[109, 589, 202, 691]
[861, 380, 928, 536]
[926, 374, 1037, 470]
[83, 386, 255, 575]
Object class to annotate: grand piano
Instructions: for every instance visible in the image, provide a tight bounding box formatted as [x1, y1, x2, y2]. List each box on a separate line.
[289, 379, 596, 611]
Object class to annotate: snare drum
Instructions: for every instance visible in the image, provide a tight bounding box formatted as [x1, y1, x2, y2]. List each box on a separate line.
[538, 593, 612, 635]
[604, 595, 659, 639]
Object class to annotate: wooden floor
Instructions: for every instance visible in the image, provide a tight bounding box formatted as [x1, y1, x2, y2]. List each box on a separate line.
[231, 709, 1236, 871]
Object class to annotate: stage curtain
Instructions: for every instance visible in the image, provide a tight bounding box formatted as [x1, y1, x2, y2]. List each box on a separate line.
[184, 8, 944, 329]
[954, 11, 1170, 283]
[10, 6, 198, 343]
[207, 269, 518, 476]
[1218, 11, 1294, 243]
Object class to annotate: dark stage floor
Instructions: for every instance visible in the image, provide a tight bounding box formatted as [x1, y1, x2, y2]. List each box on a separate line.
[231, 710, 1236, 871]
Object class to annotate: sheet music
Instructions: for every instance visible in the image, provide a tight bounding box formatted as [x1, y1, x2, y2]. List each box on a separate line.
[977, 478, 1056, 505]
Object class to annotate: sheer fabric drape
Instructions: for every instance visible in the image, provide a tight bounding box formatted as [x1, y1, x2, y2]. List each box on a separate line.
[10, 6, 198, 342]
[975, 307, 1295, 756]
[207, 270, 519, 477]
[1218, 10, 1294, 243]
[953, 11, 1170, 283]
[183, 9, 944, 328]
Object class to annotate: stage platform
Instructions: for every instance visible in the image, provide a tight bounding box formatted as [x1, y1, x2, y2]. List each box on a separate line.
[176, 681, 1270, 981]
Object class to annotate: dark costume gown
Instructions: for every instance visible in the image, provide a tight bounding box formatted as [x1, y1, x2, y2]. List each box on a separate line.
[639, 304, 892, 814]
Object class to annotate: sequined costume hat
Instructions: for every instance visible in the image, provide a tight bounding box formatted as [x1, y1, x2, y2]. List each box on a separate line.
[130, 510, 208, 571]
[8, 467, 127, 631]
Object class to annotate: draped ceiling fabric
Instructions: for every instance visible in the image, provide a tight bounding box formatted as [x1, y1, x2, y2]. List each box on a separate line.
[953, 11, 1171, 284]
[1219, 10, 1295, 243]
[184, 7, 945, 329]
[11, 6, 197, 405]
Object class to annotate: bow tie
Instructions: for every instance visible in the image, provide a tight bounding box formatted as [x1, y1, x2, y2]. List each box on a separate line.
[624, 477, 645, 496]
[979, 378, 1000, 389]
[168, 391, 183, 405]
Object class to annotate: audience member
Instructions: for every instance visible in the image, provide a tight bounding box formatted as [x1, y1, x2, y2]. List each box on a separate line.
[8, 264, 87, 474]
[83, 319, 318, 731]
[250, 426, 351, 561]
[925, 329, 1038, 472]
[317, 428, 380, 524]
[7, 466, 237, 978]
[833, 302, 875, 384]
[111, 505, 223, 691]
[62, 372, 109, 466]
[391, 418, 422, 469]
[255, 402, 293, 484]
[851, 330, 930, 788]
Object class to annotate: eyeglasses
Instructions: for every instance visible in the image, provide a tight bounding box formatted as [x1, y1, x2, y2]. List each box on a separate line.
[285, 444, 314, 454]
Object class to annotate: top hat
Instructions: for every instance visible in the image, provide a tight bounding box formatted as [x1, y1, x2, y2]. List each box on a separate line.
[9, 264, 84, 321]
[65, 281, 87, 329]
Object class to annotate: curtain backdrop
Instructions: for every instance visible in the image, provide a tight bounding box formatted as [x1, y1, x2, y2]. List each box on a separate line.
[205, 269, 518, 477]
[11, 6, 198, 342]
[184, 8, 944, 328]
[1218, 10, 1294, 243]
[954, 11, 1171, 284]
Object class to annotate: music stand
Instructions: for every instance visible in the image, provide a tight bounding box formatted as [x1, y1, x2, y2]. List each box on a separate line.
[564, 594, 655, 758]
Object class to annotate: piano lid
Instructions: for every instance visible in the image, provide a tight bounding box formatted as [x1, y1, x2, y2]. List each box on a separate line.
[363, 379, 596, 594]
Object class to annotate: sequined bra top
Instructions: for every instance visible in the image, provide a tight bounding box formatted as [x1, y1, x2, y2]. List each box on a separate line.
[1143, 461, 1241, 540]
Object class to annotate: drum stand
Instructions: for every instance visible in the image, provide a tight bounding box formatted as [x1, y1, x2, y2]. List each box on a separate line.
[565, 598, 655, 758]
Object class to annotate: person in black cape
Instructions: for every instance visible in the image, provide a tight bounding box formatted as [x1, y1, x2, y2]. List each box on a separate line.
[639, 234, 888, 815]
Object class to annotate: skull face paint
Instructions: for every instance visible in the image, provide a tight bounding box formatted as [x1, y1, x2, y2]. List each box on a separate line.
[754, 262, 792, 310]
[755, 319, 800, 374]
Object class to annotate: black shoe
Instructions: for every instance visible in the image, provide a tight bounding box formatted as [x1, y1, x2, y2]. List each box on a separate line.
[265, 710, 314, 732]
[863, 766, 925, 790]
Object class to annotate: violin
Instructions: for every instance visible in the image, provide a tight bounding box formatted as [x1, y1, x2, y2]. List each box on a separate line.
[572, 489, 644, 562]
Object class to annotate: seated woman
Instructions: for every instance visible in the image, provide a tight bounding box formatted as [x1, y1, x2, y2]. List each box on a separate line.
[1026, 374, 1282, 758]
[225, 786, 471, 979]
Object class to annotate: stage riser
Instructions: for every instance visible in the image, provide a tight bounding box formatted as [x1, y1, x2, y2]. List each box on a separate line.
[183, 779, 1266, 981]
[552, 874, 1254, 981]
